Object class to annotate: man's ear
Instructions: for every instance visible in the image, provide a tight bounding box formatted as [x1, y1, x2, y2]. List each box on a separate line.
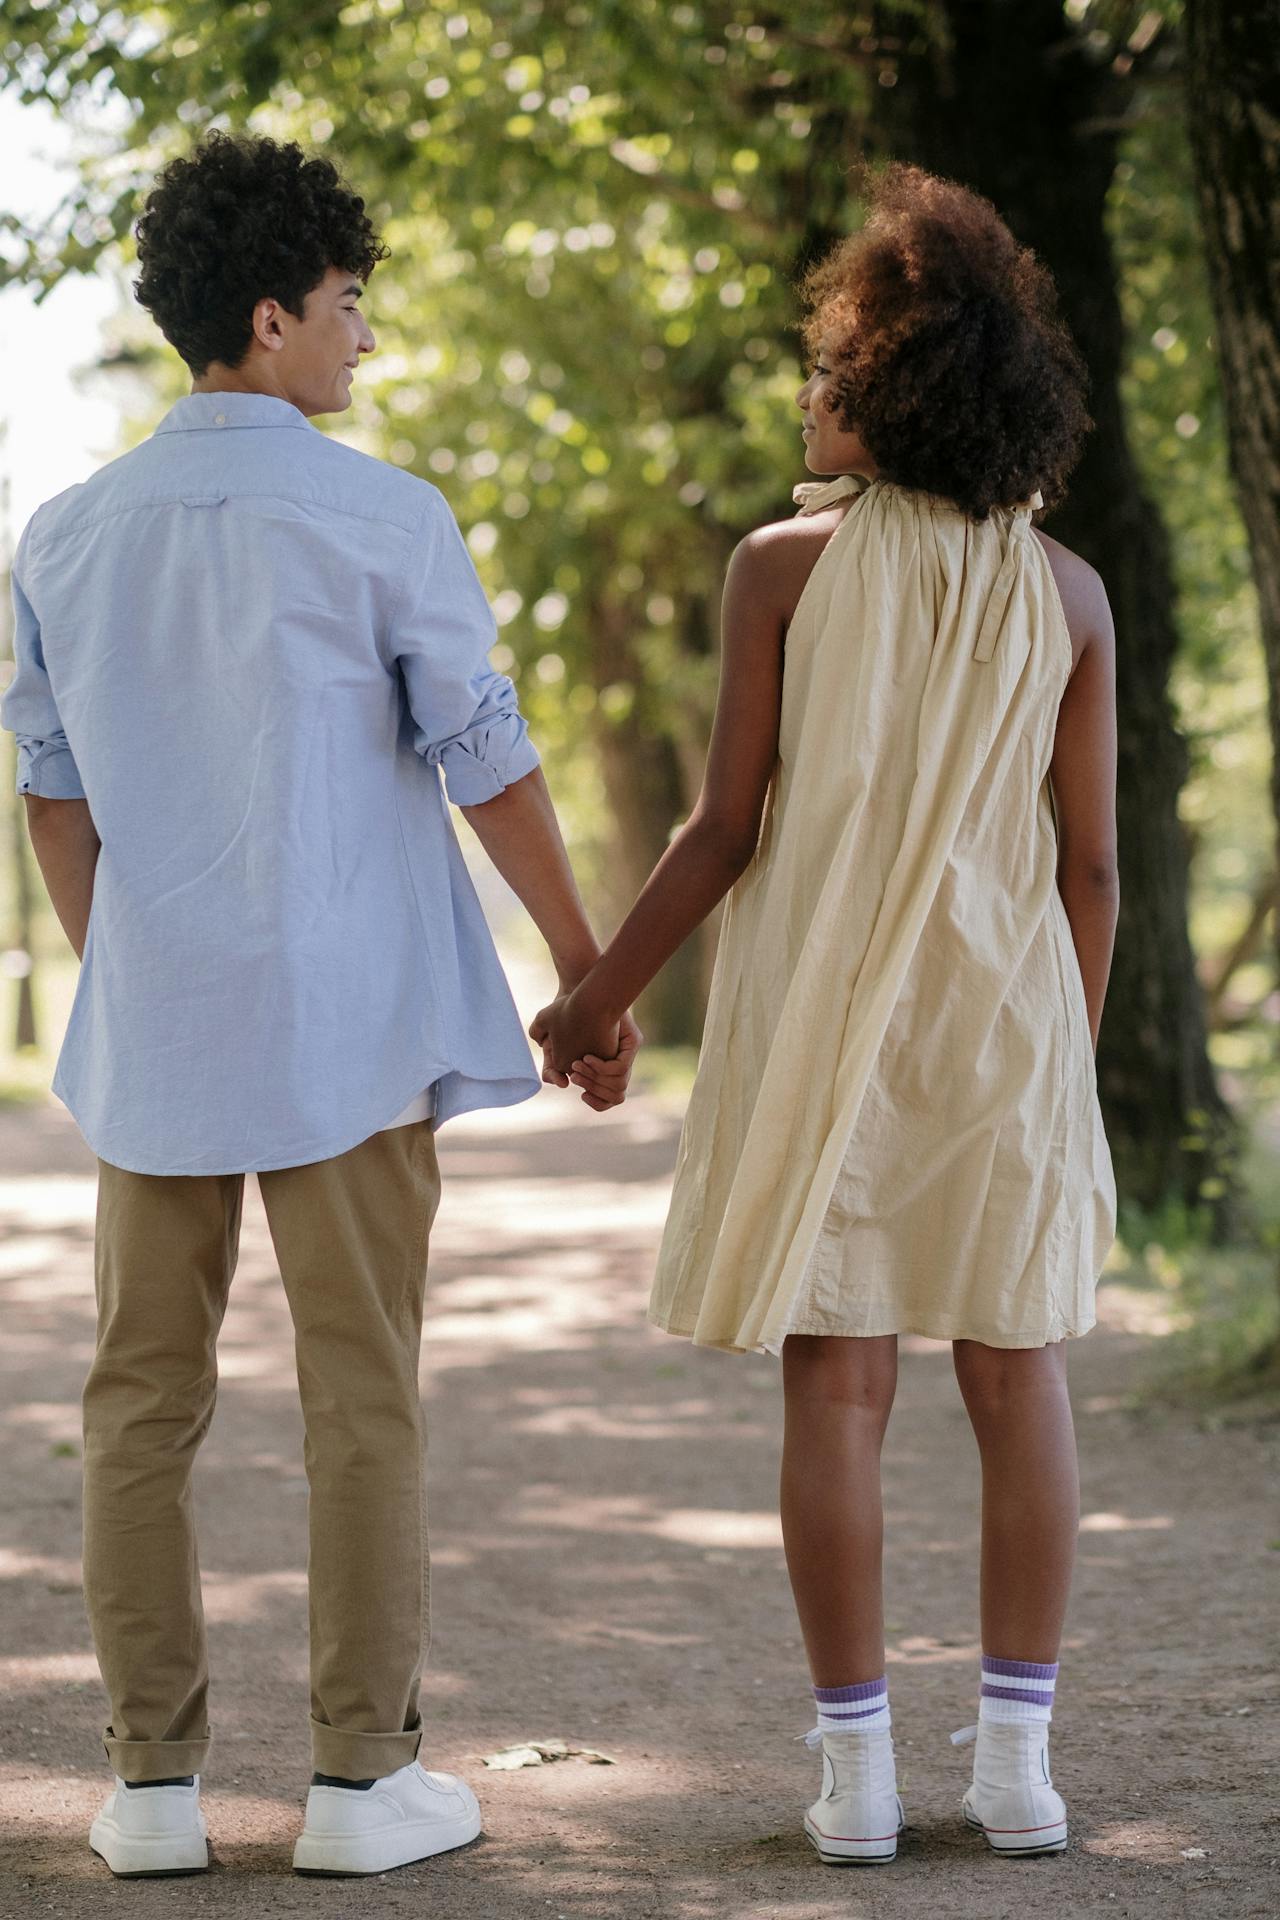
[251, 296, 288, 354]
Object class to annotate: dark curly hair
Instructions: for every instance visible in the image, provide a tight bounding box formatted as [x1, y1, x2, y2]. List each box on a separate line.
[133, 131, 388, 376]
[799, 163, 1090, 520]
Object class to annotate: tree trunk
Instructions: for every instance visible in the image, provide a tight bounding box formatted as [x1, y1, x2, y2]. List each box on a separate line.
[868, 0, 1240, 1228]
[590, 596, 707, 1045]
[1204, 868, 1278, 1030]
[1183, 0, 1280, 1340]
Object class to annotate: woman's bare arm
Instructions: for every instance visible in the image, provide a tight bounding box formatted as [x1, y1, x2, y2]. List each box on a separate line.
[1039, 536, 1120, 1049]
[532, 514, 839, 1074]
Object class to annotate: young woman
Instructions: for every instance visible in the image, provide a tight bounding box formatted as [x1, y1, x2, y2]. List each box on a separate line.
[533, 163, 1118, 1864]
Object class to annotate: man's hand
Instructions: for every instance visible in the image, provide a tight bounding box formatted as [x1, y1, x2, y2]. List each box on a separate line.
[530, 997, 643, 1112]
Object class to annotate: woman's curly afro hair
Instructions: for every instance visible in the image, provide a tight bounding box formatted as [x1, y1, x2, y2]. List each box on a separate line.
[800, 163, 1091, 520]
[133, 131, 388, 376]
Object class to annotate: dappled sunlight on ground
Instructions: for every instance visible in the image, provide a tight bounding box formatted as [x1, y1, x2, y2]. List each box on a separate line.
[1085, 1818, 1216, 1864]
[891, 1637, 981, 1669]
[0, 1654, 100, 1688]
[1079, 1510, 1174, 1532]
[510, 1493, 783, 1552]
[1, 1088, 1276, 1915]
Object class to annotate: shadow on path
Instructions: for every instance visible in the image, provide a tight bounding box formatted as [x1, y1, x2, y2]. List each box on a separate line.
[0, 1090, 1276, 1916]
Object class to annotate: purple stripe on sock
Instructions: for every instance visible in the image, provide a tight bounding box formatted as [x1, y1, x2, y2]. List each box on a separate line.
[823, 1703, 888, 1720]
[980, 1683, 1056, 1706]
[813, 1679, 886, 1704]
[981, 1657, 1058, 1681]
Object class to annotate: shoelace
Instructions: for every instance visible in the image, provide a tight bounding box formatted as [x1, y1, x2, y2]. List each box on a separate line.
[800, 1724, 905, 1752]
[808, 1723, 981, 1748]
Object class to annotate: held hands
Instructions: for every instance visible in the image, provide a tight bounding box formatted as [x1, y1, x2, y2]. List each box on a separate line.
[529, 988, 643, 1113]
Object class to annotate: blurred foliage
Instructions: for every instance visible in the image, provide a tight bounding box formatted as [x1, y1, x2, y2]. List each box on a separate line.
[1, 1, 1277, 1380]
[1, 0, 1272, 970]
[2, 0, 894, 899]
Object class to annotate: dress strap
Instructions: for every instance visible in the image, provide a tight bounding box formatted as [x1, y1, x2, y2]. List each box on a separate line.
[792, 473, 870, 516]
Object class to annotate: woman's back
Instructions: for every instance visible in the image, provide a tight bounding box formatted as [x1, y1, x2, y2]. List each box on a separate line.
[648, 474, 1116, 1354]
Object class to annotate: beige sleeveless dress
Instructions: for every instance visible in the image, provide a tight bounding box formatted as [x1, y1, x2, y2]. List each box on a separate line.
[648, 472, 1117, 1355]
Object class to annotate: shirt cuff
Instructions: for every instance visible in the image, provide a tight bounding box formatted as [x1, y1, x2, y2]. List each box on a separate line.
[435, 715, 541, 807]
[16, 737, 87, 800]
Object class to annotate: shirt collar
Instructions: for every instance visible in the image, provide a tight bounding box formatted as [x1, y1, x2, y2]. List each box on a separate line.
[154, 392, 316, 434]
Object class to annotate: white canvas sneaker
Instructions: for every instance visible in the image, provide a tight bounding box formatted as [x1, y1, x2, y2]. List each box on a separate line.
[292, 1760, 482, 1876]
[802, 1726, 905, 1864]
[88, 1775, 209, 1877]
[953, 1718, 1068, 1855]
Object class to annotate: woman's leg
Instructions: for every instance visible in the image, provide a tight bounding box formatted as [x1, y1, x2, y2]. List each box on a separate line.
[951, 1339, 1079, 1659]
[780, 1333, 898, 1684]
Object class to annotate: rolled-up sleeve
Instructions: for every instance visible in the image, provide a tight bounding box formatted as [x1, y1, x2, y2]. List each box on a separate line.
[2, 544, 87, 801]
[392, 493, 541, 806]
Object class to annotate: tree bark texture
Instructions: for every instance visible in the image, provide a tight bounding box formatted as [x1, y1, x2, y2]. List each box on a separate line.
[1184, 1, 1280, 1027]
[866, 0, 1239, 1226]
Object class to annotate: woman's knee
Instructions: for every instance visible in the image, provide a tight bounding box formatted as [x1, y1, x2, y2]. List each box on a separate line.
[782, 1333, 898, 1418]
[952, 1337, 1067, 1418]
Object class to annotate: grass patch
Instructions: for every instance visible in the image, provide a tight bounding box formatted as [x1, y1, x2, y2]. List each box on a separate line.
[1108, 1173, 1280, 1413]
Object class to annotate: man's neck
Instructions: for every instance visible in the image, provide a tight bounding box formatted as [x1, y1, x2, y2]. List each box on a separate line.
[191, 365, 290, 401]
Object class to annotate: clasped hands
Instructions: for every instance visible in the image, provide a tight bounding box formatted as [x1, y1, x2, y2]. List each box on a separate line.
[529, 982, 643, 1114]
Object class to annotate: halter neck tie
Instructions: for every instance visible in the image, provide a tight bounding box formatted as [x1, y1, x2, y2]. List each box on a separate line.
[792, 474, 870, 516]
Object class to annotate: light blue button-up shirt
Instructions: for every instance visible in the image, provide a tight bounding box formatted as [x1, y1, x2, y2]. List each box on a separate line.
[3, 391, 544, 1174]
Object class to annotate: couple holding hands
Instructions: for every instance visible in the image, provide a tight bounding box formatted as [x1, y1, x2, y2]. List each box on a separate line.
[6, 128, 1116, 1879]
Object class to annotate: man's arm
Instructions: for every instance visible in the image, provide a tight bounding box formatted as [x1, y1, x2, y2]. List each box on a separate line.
[388, 491, 639, 1103]
[4, 536, 97, 958]
[459, 765, 605, 1000]
[23, 796, 100, 961]
[459, 767, 642, 1106]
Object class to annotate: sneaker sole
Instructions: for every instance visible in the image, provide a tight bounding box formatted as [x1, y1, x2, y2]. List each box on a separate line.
[293, 1805, 482, 1876]
[89, 1820, 209, 1878]
[962, 1805, 1068, 1856]
[803, 1810, 902, 1866]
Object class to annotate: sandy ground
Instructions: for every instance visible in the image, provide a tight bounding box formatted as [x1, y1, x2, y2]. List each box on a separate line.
[1, 1083, 1277, 1919]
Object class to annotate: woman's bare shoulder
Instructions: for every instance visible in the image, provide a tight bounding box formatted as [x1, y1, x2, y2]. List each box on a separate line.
[731, 505, 851, 627]
[1033, 528, 1113, 672]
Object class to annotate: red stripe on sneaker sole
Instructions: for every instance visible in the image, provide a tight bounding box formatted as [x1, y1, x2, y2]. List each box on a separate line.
[981, 1821, 1067, 1834]
[810, 1830, 902, 1842]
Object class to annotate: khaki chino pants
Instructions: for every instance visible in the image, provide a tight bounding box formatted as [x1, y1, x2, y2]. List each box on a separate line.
[82, 1119, 441, 1783]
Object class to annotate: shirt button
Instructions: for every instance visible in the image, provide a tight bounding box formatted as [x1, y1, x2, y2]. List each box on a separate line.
[214, 412, 226, 426]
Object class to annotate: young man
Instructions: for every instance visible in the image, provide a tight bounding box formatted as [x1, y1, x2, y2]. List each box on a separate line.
[3, 131, 636, 1879]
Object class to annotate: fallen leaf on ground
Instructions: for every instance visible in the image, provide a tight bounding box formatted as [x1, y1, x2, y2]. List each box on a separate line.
[482, 1739, 616, 1770]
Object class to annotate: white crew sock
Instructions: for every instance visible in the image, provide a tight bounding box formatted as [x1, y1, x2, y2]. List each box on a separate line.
[812, 1677, 891, 1735]
[977, 1653, 1058, 1726]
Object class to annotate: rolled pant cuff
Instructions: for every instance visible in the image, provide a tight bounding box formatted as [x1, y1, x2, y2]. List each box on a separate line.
[309, 1714, 424, 1781]
[104, 1731, 210, 1781]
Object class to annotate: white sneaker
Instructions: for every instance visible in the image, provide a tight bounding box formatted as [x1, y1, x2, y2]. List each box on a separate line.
[802, 1727, 905, 1864]
[88, 1775, 209, 1877]
[292, 1760, 482, 1876]
[954, 1719, 1068, 1855]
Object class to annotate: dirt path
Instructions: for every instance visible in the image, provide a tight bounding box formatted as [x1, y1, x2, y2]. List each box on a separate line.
[1, 1086, 1276, 1918]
